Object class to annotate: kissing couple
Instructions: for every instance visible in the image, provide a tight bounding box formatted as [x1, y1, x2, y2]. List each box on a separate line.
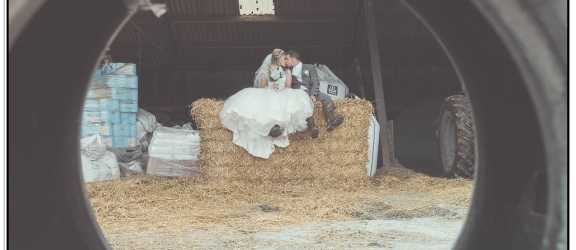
[219, 48, 345, 159]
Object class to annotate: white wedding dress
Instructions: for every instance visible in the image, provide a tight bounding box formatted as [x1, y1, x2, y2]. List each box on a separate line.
[220, 71, 313, 159]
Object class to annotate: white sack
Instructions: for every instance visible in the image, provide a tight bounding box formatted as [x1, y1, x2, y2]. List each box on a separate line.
[136, 108, 162, 142]
[80, 134, 120, 183]
[80, 134, 107, 160]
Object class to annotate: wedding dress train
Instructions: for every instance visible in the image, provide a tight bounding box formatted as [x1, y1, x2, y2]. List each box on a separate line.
[220, 74, 313, 159]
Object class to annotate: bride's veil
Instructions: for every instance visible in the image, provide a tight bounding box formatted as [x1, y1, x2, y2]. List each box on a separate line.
[254, 53, 272, 88]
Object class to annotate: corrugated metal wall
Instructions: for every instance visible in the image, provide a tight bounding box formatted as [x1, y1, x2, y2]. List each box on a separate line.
[136, 64, 460, 121]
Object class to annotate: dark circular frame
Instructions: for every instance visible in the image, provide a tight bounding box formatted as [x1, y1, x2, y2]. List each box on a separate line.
[9, 0, 567, 249]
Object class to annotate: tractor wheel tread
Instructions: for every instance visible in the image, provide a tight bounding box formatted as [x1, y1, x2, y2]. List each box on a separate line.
[434, 95, 476, 178]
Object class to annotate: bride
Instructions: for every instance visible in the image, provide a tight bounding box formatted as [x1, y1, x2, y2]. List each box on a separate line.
[219, 49, 314, 159]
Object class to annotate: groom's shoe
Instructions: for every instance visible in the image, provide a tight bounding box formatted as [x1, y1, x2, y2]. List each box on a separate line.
[268, 125, 282, 138]
[306, 117, 319, 139]
[322, 101, 344, 131]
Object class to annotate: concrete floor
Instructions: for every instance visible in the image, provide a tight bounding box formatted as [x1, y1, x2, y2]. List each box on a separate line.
[106, 217, 465, 249]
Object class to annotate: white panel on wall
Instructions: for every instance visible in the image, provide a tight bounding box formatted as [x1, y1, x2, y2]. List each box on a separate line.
[239, 0, 275, 15]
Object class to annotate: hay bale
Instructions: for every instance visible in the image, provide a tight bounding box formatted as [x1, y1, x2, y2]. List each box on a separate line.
[198, 152, 368, 174]
[189, 98, 375, 188]
[191, 98, 373, 131]
[200, 138, 366, 154]
[189, 98, 225, 129]
[199, 129, 233, 142]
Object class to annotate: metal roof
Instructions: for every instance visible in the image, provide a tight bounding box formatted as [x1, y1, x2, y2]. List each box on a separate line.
[110, 0, 448, 71]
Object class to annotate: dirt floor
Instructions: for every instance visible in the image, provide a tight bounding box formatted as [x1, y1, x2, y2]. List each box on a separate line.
[87, 167, 473, 249]
[103, 217, 465, 249]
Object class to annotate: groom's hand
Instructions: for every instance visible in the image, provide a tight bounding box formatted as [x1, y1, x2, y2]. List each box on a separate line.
[310, 95, 317, 102]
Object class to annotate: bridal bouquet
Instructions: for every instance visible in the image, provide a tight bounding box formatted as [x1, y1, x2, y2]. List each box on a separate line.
[265, 64, 286, 84]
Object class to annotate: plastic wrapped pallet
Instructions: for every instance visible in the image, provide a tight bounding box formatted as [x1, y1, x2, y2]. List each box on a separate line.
[147, 157, 199, 178]
[147, 127, 201, 177]
[81, 62, 138, 148]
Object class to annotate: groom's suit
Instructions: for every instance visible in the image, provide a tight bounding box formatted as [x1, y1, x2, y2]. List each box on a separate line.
[290, 62, 344, 137]
[291, 63, 333, 104]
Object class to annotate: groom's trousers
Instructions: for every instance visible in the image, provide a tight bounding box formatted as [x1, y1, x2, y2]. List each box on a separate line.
[315, 92, 333, 105]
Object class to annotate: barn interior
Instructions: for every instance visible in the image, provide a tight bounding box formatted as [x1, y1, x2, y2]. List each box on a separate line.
[103, 0, 462, 176]
[9, 0, 565, 248]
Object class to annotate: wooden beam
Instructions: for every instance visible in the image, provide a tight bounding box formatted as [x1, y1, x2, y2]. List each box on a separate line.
[364, 0, 392, 167]
[131, 12, 418, 24]
[387, 120, 395, 164]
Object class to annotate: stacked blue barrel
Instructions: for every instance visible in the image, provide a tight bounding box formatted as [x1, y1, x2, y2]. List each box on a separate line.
[82, 63, 138, 148]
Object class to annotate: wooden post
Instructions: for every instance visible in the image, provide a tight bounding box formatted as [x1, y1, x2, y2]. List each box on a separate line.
[387, 120, 395, 163]
[363, 0, 392, 167]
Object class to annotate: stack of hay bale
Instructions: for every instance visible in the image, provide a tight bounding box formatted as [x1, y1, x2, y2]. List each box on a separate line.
[190, 98, 375, 188]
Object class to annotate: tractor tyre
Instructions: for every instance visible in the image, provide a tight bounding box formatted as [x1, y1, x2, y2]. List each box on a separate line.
[434, 95, 475, 178]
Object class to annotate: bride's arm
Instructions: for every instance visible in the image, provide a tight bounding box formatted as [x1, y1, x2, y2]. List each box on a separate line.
[261, 76, 268, 88]
[285, 69, 292, 89]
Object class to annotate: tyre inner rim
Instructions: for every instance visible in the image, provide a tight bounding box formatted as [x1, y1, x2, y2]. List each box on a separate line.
[440, 111, 456, 172]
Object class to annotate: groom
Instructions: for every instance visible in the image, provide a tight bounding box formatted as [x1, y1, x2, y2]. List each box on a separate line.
[285, 50, 344, 138]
